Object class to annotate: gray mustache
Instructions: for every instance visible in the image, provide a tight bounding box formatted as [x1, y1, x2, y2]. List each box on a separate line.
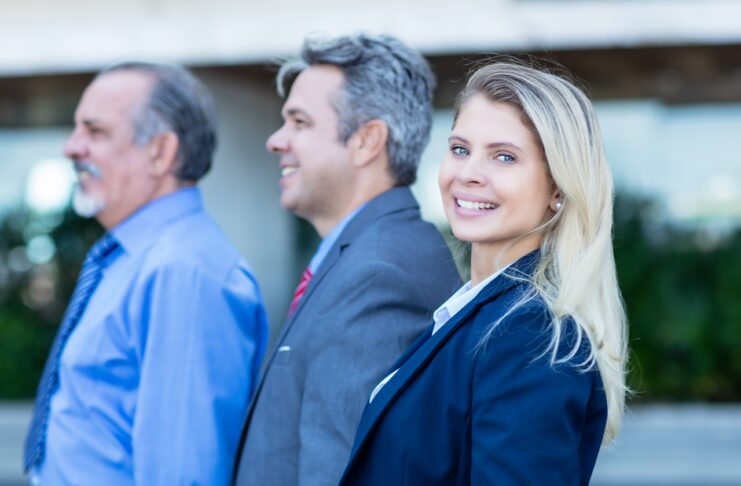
[74, 161, 102, 179]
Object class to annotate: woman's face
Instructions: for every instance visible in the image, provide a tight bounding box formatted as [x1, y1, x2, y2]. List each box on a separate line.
[438, 94, 558, 258]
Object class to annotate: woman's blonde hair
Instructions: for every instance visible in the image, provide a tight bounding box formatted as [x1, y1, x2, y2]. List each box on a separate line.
[457, 61, 628, 443]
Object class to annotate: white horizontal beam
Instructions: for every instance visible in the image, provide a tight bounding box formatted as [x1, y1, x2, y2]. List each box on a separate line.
[2, 0, 740, 76]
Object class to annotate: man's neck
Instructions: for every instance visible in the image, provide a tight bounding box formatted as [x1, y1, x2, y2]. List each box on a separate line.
[313, 184, 394, 237]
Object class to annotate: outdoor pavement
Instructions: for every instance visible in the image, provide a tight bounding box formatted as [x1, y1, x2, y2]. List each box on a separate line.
[592, 403, 741, 485]
[1, 402, 740, 484]
[0, 402, 29, 486]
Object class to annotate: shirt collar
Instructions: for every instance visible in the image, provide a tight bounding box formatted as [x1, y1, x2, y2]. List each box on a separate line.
[307, 203, 367, 274]
[112, 187, 203, 256]
[432, 263, 512, 335]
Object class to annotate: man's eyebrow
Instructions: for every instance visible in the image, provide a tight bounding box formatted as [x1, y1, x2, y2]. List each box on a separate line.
[283, 108, 311, 119]
[81, 118, 104, 129]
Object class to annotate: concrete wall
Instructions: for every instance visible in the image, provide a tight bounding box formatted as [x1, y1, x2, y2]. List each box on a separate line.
[2, 0, 741, 77]
[198, 70, 296, 334]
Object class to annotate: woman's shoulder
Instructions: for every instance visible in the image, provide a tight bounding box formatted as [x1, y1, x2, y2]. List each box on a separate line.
[473, 283, 549, 330]
[472, 287, 595, 372]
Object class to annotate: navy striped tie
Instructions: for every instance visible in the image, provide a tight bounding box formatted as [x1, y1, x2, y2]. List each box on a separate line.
[23, 233, 120, 472]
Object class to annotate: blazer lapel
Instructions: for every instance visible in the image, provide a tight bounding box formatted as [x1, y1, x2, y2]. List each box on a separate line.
[274, 242, 343, 340]
[236, 187, 427, 480]
[345, 290, 491, 466]
[245, 187, 422, 420]
[273, 186, 420, 344]
[388, 326, 433, 371]
[343, 251, 541, 474]
[289, 187, 419, 318]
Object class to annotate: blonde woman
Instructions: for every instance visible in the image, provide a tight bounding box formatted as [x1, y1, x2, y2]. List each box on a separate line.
[339, 62, 628, 485]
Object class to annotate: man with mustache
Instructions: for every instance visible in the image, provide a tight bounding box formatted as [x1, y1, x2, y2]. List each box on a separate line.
[234, 34, 461, 486]
[24, 62, 268, 485]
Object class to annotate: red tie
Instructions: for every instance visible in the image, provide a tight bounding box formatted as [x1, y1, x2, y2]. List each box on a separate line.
[288, 267, 313, 316]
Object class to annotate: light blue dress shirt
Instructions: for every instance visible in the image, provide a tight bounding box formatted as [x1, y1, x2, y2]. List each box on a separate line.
[307, 204, 365, 274]
[35, 187, 268, 485]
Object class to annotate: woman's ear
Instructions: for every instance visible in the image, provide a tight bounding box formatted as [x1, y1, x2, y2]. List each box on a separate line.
[549, 187, 563, 212]
[148, 131, 180, 177]
[350, 119, 388, 168]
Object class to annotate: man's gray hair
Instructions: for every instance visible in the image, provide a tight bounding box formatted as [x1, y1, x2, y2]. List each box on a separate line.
[98, 62, 217, 182]
[277, 34, 435, 186]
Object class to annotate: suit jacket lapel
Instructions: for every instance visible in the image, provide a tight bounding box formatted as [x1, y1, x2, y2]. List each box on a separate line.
[236, 187, 427, 480]
[345, 286, 496, 467]
[274, 187, 419, 342]
[242, 188, 422, 425]
[344, 251, 541, 474]
[273, 242, 342, 342]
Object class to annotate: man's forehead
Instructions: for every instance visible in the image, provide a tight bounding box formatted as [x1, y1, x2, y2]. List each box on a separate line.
[282, 65, 344, 116]
[76, 70, 153, 120]
[294, 64, 345, 85]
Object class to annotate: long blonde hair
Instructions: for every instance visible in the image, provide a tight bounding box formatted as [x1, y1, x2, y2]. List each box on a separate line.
[457, 61, 628, 443]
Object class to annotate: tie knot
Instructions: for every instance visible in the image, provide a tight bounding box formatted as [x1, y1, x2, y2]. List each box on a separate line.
[87, 233, 120, 263]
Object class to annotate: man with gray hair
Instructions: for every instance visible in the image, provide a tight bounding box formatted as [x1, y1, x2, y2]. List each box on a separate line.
[234, 34, 460, 485]
[24, 62, 268, 485]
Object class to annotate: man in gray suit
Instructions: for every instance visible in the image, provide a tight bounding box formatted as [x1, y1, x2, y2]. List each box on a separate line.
[234, 33, 461, 486]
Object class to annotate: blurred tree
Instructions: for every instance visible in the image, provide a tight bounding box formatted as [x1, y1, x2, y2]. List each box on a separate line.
[613, 193, 741, 401]
[0, 206, 100, 398]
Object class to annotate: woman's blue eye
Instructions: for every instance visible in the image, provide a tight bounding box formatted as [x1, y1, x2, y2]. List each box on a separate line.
[496, 153, 515, 164]
[451, 145, 469, 156]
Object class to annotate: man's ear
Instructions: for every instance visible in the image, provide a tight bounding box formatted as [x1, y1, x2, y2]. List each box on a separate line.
[350, 119, 388, 168]
[148, 131, 179, 177]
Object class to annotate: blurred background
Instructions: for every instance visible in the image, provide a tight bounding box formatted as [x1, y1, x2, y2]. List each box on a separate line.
[1, 0, 740, 484]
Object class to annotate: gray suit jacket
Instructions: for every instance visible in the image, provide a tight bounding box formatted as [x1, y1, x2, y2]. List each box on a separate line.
[234, 187, 461, 486]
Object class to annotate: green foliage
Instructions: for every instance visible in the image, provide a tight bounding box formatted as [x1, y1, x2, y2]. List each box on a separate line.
[614, 194, 741, 401]
[0, 207, 101, 398]
[0, 305, 55, 397]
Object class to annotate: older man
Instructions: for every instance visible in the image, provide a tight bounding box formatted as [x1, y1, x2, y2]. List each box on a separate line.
[24, 62, 268, 485]
[234, 34, 461, 485]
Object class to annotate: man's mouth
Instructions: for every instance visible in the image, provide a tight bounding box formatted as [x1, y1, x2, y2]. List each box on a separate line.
[74, 161, 102, 180]
[455, 198, 498, 211]
[281, 166, 298, 178]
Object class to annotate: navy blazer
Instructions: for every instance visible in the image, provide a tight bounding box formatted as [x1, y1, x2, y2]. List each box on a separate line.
[340, 252, 607, 485]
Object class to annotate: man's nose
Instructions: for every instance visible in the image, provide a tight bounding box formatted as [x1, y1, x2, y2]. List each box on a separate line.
[265, 126, 289, 154]
[63, 129, 86, 160]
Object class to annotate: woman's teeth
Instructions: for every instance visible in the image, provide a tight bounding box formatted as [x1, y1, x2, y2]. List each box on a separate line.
[456, 199, 496, 210]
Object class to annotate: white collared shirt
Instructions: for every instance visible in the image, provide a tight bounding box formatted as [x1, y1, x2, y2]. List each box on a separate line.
[368, 265, 511, 403]
[430, 264, 510, 335]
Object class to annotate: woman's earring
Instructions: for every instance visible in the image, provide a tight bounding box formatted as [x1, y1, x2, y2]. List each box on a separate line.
[555, 201, 563, 211]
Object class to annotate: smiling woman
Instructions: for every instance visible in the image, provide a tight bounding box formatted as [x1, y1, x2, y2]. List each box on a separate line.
[438, 96, 559, 280]
[340, 62, 628, 486]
